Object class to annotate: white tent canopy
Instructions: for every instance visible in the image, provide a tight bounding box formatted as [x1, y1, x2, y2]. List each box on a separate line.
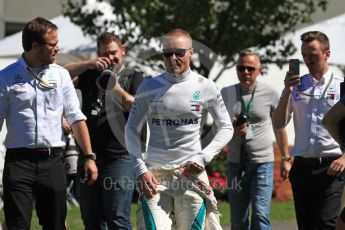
[0, 15, 96, 59]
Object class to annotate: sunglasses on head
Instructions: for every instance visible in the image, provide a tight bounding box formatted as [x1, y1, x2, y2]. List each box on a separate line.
[162, 48, 191, 58]
[236, 65, 257, 73]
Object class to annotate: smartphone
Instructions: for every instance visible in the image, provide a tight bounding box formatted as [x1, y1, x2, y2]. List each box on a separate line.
[289, 59, 300, 76]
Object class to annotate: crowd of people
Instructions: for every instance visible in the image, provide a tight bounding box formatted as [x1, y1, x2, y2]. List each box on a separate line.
[0, 16, 344, 230]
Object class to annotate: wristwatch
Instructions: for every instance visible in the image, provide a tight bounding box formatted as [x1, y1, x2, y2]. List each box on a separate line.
[281, 156, 292, 162]
[85, 153, 97, 161]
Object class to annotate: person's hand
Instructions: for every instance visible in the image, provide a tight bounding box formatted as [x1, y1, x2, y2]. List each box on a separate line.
[83, 159, 98, 185]
[327, 155, 345, 176]
[92, 57, 113, 72]
[137, 171, 160, 199]
[280, 160, 291, 180]
[232, 117, 247, 137]
[283, 71, 300, 93]
[62, 117, 71, 135]
[181, 161, 204, 176]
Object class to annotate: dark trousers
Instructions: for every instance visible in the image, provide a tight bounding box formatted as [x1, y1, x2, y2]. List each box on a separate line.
[3, 148, 67, 230]
[289, 157, 344, 230]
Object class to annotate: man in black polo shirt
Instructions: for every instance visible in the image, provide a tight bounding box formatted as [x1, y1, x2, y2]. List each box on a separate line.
[65, 32, 145, 229]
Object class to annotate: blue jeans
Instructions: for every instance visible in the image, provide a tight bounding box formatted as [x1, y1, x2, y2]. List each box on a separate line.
[77, 155, 136, 230]
[227, 162, 274, 230]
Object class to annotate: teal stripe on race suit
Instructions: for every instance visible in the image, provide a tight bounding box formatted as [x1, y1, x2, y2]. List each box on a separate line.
[191, 201, 206, 230]
[141, 197, 157, 230]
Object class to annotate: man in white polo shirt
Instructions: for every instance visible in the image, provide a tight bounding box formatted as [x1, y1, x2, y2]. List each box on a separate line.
[273, 30, 345, 229]
[0, 17, 97, 229]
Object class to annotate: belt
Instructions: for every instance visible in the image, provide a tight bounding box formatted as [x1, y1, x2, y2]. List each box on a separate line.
[6, 147, 63, 159]
[294, 156, 339, 165]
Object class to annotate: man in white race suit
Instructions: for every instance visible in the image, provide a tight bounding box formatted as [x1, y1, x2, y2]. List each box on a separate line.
[125, 28, 233, 230]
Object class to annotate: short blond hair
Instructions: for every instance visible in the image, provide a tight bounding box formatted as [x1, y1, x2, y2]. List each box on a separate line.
[163, 28, 192, 48]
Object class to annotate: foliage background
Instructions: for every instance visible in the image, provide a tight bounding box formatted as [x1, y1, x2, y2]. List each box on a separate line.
[62, 0, 329, 79]
[206, 147, 228, 200]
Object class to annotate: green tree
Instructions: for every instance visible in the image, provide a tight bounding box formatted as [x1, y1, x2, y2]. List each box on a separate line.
[63, 0, 329, 78]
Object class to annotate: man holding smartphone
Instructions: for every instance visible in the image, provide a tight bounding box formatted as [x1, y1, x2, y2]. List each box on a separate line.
[221, 49, 290, 230]
[273, 31, 345, 229]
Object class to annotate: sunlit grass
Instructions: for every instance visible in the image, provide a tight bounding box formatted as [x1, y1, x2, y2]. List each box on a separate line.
[0, 200, 295, 229]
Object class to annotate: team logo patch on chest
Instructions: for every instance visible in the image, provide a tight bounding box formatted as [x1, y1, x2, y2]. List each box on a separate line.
[193, 91, 200, 100]
[191, 90, 202, 111]
[191, 101, 202, 111]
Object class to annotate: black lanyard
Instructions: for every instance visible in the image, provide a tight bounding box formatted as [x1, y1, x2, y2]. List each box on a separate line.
[27, 67, 55, 89]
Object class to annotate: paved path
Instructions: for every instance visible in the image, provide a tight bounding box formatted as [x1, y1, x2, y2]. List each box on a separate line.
[271, 220, 298, 230]
[222, 220, 298, 230]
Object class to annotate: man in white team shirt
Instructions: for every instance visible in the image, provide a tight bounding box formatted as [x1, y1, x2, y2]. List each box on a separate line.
[125, 29, 233, 229]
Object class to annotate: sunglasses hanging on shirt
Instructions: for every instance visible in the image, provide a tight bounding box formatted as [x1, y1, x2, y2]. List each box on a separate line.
[27, 67, 55, 89]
